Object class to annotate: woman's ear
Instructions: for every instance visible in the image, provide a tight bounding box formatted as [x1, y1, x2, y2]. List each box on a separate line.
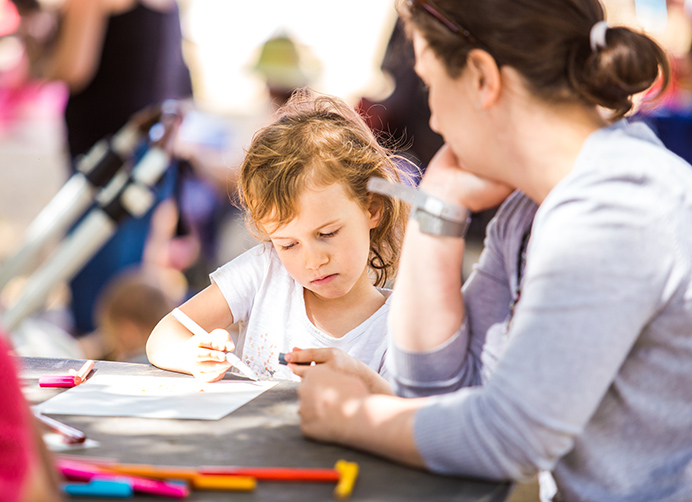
[466, 49, 501, 110]
[367, 195, 384, 229]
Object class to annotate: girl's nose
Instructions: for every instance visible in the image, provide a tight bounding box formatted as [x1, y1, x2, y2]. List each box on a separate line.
[304, 244, 328, 270]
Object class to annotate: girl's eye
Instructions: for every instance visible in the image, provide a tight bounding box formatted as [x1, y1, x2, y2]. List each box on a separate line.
[320, 229, 339, 238]
[280, 242, 297, 251]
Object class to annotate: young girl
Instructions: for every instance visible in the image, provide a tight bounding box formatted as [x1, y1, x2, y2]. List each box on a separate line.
[146, 90, 409, 384]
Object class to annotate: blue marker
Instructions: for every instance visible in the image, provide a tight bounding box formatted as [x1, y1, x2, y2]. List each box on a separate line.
[63, 478, 134, 498]
[278, 352, 313, 366]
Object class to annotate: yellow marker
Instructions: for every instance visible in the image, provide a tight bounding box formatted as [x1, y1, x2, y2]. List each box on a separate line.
[191, 474, 256, 491]
[333, 460, 359, 500]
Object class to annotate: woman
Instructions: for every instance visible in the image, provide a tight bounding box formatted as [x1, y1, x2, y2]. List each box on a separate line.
[298, 1, 692, 500]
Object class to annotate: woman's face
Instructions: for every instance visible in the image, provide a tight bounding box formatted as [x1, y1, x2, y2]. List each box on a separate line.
[412, 30, 478, 167]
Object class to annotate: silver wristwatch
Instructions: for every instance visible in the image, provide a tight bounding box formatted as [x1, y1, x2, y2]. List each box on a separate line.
[367, 177, 471, 238]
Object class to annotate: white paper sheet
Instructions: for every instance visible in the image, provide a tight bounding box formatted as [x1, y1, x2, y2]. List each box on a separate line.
[34, 374, 278, 420]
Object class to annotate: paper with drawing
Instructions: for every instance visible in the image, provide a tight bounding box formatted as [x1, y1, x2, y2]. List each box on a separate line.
[35, 374, 278, 420]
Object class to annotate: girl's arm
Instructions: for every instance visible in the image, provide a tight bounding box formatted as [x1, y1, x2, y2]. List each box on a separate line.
[146, 283, 235, 382]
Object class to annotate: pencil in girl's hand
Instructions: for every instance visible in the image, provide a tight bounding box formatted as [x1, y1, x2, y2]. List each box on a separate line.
[171, 308, 259, 381]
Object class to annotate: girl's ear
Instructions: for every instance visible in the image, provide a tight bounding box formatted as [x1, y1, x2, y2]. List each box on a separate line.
[367, 195, 384, 229]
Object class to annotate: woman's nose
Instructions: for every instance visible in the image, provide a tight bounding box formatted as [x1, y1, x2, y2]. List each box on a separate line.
[429, 112, 440, 135]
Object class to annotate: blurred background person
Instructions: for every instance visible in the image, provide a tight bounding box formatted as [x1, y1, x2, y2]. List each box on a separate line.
[91, 267, 178, 363]
[12, 0, 194, 339]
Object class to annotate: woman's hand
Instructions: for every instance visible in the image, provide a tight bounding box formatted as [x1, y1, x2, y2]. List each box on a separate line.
[420, 144, 513, 212]
[298, 365, 370, 444]
[298, 366, 425, 467]
[284, 348, 392, 394]
[184, 328, 234, 383]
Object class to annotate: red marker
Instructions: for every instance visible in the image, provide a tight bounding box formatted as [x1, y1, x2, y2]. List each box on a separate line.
[200, 466, 340, 482]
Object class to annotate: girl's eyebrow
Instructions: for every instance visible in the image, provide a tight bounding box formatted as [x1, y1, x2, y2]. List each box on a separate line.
[271, 219, 341, 240]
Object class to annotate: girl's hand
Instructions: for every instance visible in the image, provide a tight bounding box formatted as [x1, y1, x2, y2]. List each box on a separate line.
[420, 144, 513, 212]
[285, 348, 392, 395]
[284, 347, 358, 376]
[184, 328, 234, 383]
[298, 365, 369, 444]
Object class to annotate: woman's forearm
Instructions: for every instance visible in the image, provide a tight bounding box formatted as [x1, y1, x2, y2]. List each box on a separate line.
[390, 219, 466, 352]
[298, 366, 426, 468]
[346, 393, 426, 468]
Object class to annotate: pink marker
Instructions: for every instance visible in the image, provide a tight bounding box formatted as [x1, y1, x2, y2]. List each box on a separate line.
[59, 459, 189, 499]
[39, 375, 76, 388]
[40, 360, 95, 388]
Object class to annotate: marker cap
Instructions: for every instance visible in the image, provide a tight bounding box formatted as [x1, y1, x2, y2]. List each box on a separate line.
[39, 375, 77, 388]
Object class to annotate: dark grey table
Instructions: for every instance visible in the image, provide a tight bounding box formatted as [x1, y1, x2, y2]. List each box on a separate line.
[19, 357, 512, 502]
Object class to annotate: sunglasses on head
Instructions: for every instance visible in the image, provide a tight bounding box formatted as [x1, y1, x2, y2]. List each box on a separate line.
[407, 0, 482, 46]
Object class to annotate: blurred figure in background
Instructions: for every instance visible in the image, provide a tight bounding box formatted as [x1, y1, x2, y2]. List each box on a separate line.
[91, 267, 178, 363]
[635, 0, 692, 164]
[13, 0, 194, 338]
[358, 18, 444, 172]
[178, 32, 322, 269]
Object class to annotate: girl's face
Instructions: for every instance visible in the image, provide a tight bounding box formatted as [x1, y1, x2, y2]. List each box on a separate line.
[266, 182, 382, 301]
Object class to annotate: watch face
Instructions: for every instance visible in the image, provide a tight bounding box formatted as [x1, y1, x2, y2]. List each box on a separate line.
[415, 208, 470, 238]
[368, 177, 470, 237]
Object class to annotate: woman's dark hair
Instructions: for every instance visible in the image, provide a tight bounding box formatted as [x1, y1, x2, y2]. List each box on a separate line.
[399, 0, 670, 119]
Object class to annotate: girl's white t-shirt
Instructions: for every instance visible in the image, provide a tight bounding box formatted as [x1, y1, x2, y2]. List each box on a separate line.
[210, 243, 390, 381]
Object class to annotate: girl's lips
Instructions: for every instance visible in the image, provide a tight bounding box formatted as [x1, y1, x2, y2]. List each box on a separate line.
[311, 273, 337, 285]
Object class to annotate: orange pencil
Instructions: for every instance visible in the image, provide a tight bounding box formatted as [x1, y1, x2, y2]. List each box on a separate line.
[70, 360, 95, 384]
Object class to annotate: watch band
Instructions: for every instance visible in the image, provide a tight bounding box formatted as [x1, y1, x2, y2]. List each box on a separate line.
[367, 177, 471, 238]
